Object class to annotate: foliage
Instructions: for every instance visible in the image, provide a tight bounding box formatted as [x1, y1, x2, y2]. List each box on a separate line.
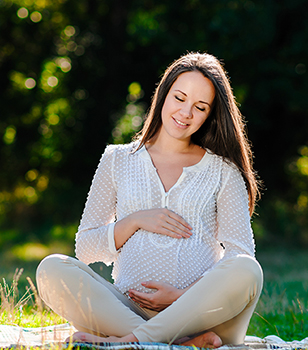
[0, 0, 308, 245]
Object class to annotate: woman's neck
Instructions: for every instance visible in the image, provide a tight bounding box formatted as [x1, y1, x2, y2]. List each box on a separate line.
[147, 133, 196, 155]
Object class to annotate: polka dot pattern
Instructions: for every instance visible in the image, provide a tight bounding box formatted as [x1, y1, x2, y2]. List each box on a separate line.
[75, 142, 255, 294]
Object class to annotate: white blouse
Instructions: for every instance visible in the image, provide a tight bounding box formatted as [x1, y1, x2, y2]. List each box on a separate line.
[75, 142, 255, 294]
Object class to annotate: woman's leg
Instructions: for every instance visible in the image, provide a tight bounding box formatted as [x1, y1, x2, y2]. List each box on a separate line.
[132, 255, 263, 345]
[36, 254, 155, 337]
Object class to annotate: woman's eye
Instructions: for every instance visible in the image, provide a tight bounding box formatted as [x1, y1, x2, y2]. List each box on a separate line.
[175, 96, 184, 102]
[196, 106, 206, 112]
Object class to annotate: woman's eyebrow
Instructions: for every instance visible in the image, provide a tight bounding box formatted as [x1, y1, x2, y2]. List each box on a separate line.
[175, 89, 211, 107]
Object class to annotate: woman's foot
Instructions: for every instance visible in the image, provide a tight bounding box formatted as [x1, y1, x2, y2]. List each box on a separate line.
[180, 331, 222, 348]
[66, 330, 222, 348]
[65, 331, 138, 344]
[65, 332, 117, 344]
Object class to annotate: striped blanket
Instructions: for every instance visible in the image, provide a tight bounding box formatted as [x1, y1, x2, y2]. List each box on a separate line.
[0, 324, 308, 349]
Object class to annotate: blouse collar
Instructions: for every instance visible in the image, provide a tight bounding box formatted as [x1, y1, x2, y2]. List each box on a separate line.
[136, 144, 212, 173]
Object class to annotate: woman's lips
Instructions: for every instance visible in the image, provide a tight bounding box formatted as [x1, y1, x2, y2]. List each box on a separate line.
[172, 117, 189, 127]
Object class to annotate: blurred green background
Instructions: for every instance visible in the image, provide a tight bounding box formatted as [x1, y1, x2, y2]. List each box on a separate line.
[0, 0, 308, 265]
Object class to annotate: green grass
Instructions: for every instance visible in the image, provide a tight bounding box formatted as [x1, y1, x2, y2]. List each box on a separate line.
[247, 249, 308, 340]
[0, 268, 66, 328]
[0, 246, 308, 342]
[0, 242, 72, 328]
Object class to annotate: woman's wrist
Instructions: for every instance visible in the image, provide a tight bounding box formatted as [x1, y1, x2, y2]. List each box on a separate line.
[114, 213, 140, 250]
[127, 211, 141, 232]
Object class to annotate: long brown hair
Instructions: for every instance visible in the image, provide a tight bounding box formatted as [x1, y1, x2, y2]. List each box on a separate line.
[136, 52, 260, 215]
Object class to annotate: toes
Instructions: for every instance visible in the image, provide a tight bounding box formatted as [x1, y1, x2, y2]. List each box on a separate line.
[206, 332, 222, 348]
[181, 332, 222, 348]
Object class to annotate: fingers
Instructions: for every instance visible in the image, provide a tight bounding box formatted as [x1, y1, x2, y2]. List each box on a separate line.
[158, 209, 192, 238]
[134, 208, 193, 239]
[163, 208, 192, 230]
[128, 289, 154, 308]
[129, 293, 162, 311]
[160, 221, 191, 238]
[133, 297, 157, 310]
[128, 283, 176, 312]
[141, 280, 161, 289]
[129, 289, 149, 300]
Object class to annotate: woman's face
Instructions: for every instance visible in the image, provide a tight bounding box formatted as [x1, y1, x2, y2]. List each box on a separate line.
[160, 71, 215, 144]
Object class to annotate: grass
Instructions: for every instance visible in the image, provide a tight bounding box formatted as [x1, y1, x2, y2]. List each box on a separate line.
[0, 268, 66, 328]
[247, 249, 308, 340]
[0, 245, 308, 342]
[0, 242, 72, 329]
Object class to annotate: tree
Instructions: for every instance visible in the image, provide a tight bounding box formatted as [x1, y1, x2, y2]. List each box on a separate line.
[0, 0, 308, 247]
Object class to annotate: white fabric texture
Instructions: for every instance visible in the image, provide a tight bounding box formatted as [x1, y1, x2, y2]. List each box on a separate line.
[75, 142, 255, 294]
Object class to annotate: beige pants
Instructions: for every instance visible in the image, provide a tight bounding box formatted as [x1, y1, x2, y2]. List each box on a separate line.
[36, 254, 263, 345]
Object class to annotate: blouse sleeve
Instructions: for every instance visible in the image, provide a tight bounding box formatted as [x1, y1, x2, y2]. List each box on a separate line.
[75, 145, 119, 266]
[215, 162, 255, 263]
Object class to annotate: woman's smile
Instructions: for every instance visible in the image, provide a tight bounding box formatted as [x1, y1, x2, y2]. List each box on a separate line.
[172, 116, 189, 127]
[159, 70, 216, 144]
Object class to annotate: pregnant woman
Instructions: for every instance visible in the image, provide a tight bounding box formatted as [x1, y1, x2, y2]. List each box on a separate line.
[36, 52, 263, 348]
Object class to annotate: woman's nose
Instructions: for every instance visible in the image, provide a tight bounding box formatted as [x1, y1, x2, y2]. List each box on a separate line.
[180, 104, 192, 118]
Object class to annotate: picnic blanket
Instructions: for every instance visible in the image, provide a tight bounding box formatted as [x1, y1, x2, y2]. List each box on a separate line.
[1, 324, 308, 350]
[0, 323, 73, 348]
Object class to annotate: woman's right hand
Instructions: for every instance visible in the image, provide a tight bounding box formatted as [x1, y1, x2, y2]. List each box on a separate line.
[131, 208, 192, 239]
[114, 208, 192, 250]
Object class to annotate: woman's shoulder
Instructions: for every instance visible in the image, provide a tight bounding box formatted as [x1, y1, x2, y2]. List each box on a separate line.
[206, 149, 240, 176]
[103, 141, 138, 156]
[206, 152, 247, 196]
[96, 142, 138, 172]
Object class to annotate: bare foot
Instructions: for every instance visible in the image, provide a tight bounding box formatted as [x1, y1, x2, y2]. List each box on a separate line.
[65, 331, 121, 344]
[181, 332, 222, 348]
[65, 331, 138, 344]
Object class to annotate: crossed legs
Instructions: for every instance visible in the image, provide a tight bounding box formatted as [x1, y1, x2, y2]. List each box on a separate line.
[36, 254, 263, 346]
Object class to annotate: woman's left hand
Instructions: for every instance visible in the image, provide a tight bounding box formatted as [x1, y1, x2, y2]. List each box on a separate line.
[128, 281, 183, 311]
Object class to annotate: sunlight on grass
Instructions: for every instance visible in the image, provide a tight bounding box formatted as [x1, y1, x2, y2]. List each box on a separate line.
[11, 243, 49, 262]
[0, 268, 66, 327]
[10, 242, 73, 262]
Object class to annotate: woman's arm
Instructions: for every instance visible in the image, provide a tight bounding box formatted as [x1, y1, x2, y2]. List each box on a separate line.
[114, 208, 193, 250]
[215, 162, 255, 262]
[76, 145, 193, 263]
[75, 145, 118, 265]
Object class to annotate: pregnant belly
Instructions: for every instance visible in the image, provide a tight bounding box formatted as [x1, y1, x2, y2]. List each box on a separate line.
[112, 232, 217, 294]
